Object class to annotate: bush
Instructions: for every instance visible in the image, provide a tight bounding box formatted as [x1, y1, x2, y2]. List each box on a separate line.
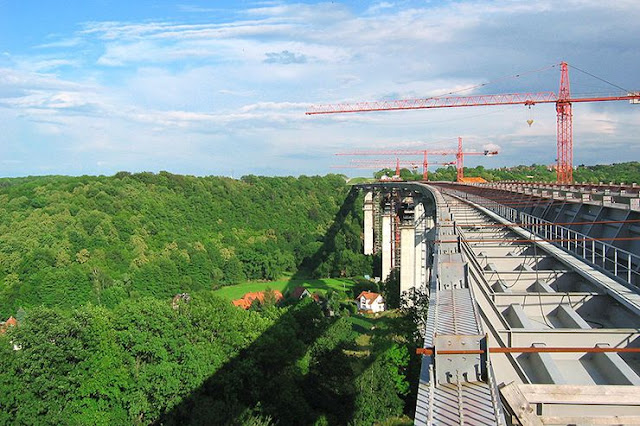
[351, 278, 379, 299]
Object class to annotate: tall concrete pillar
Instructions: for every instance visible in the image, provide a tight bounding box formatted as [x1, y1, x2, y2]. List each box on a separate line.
[400, 224, 416, 296]
[424, 213, 435, 287]
[425, 214, 434, 231]
[414, 202, 425, 290]
[363, 191, 374, 255]
[381, 211, 392, 281]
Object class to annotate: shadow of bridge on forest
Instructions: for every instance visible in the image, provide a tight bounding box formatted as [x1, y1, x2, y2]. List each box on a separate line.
[160, 300, 358, 425]
[283, 185, 363, 292]
[161, 187, 370, 425]
[161, 185, 423, 424]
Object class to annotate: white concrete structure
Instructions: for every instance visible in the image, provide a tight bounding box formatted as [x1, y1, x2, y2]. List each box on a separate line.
[414, 202, 426, 291]
[357, 291, 385, 313]
[400, 224, 416, 296]
[422, 213, 435, 290]
[353, 182, 640, 425]
[363, 191, 374, 255]
[381, 211, 392, 281]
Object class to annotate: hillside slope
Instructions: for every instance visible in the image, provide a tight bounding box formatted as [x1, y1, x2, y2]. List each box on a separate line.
[0, 172, 370, 316]
[373, 161, 640, 183]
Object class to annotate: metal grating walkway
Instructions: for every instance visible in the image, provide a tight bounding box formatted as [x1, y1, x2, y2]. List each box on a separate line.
[415, 363, 500, 425]
[435, 288, 481, 336]
[415, 184, 504, 425]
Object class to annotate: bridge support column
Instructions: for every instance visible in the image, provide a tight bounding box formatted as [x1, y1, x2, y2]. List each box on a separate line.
[424, 214, 435, 279]
[414, 202, 426, 291]
[425, 215, 434, 230]
[363, 191, 374, 255]
[400, 224, 416, 297]
[381, 208, 393, 281]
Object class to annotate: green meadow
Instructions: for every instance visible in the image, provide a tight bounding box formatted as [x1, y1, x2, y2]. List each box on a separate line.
[212, 276, 358, 300]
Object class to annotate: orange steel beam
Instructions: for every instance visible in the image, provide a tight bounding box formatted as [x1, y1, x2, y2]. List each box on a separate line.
[445, 201, 572, 207]
[416, 347, 640, 355]
[435, 237, 640, 244]
[442, 198, 633, 207]
[447, 219, 640, 228]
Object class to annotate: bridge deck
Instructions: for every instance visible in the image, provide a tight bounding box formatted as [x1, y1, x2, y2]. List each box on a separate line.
[412, 183, 640, 425]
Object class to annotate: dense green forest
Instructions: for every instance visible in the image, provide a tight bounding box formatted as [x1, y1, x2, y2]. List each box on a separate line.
[0, 172, 371, 317]
[373, 161, 640, 183]
[0, 294, 421, 425]
[1, 172, 427, 425]
[4, 162, 635, 424]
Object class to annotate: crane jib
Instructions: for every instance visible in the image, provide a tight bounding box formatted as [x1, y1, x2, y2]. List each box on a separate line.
[305, 93, 640, 115]
[305, 92, 559, 115]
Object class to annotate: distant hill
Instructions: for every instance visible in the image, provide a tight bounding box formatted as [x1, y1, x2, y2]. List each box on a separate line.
[369, 161, 640, 184]
[3, 161, 637, 316]
[0, 172, 370, 317]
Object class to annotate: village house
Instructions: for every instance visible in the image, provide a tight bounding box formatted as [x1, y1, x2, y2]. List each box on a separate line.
[290, 286, 311, 300]
[171, 293, 191, 310]
[356, 291, 385, 313]
[0, 316, 18, 334]
[232, 290, 284, 310]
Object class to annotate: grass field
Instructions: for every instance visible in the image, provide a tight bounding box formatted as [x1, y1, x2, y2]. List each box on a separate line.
[347, 311, 400, 334]
[212, 277, 357, 300]
[345, 311, 402, 366]
[348, 315, 376, 334]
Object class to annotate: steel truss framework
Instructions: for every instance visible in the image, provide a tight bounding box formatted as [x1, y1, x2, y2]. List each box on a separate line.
[355, 182, 640, 425]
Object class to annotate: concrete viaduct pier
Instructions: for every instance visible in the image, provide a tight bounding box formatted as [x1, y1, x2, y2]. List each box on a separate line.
[355, 181, 640, 425]
[361, 185, 434, 299]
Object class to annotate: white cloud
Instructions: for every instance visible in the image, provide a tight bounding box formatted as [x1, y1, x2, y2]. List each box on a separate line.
[29, 59, 78, 71]
[366, 2, 394, 15]
[177, 4, 223, 13]
[218, 89, 254, 97]
[3, 91, 94, 109]
[0, 67, 84, 92]
[34, 38, 82, 49]
[2, 0, 640, 177]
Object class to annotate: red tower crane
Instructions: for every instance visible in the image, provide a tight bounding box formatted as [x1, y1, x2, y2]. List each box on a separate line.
[308, 62, 640, 183]
[336, 137, 497, 181]
[333, 158, 455, 179]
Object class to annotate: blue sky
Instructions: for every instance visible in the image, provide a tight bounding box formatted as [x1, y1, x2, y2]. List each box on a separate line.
[1, 0, 639, 178]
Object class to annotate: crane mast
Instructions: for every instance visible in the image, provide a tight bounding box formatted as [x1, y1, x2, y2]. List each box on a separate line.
[557, 62, 573, 182]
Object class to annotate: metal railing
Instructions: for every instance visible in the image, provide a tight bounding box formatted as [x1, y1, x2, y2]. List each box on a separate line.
[444, 188, 640, 288]
[519, 212, 640, 286]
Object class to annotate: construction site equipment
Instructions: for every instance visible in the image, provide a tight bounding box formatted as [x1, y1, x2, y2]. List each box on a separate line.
[309, 62, 640, 184]
[336, 137, 497, 181]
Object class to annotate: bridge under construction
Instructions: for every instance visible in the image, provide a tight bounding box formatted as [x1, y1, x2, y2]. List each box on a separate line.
[355, 181, 640, 425]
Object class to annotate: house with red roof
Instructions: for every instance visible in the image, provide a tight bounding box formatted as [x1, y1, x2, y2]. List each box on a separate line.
[232, 290, 284, 310]
[0, 316, 17, 334]
[357, 291, 385, 313]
